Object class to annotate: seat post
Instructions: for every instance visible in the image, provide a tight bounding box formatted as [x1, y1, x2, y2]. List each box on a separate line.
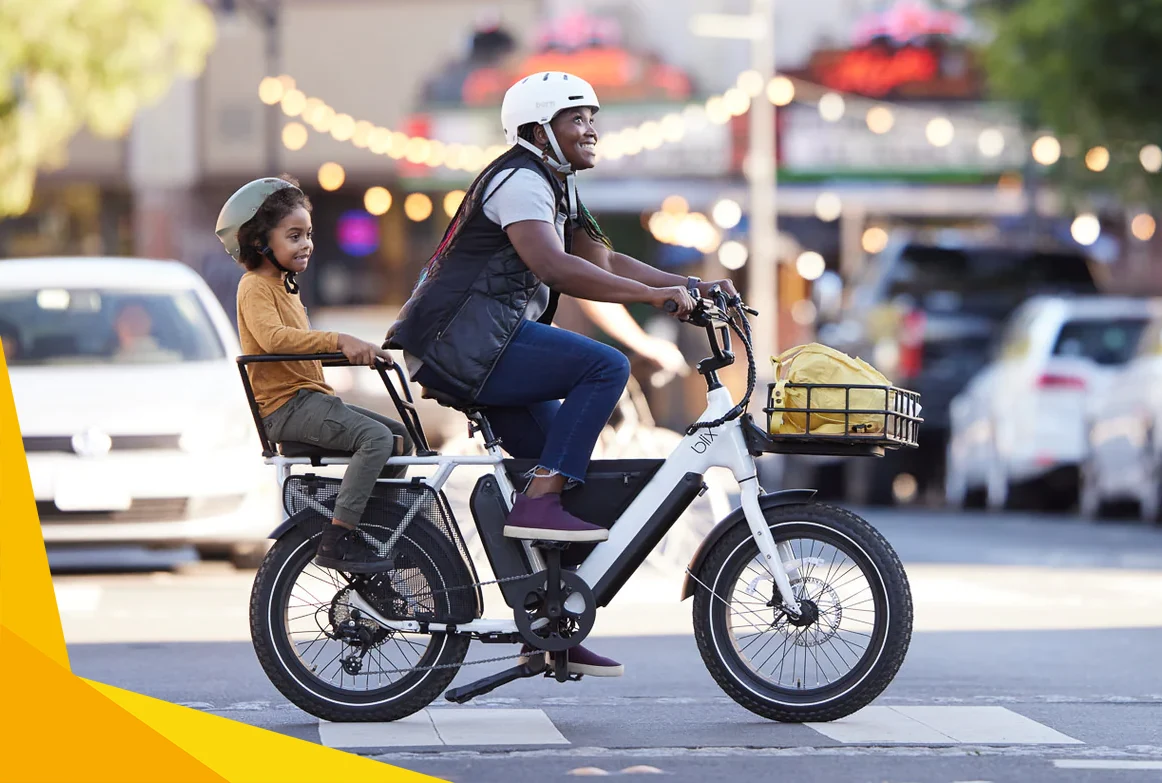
[469, 411, 502, 452]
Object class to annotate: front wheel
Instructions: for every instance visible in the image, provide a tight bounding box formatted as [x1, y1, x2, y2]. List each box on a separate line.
[692, 502, 912, 722]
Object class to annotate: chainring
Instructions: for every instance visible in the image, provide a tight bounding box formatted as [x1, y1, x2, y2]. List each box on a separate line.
[513, 570, 596, 652]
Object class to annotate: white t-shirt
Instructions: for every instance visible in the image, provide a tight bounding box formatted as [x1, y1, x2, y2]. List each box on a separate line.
[482, 167, 567, 244]
[404, 168, 567, 379]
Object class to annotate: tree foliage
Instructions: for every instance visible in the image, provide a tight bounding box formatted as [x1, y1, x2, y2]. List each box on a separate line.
[982, 0, 1162, 201]
[0, 0, 216, 216]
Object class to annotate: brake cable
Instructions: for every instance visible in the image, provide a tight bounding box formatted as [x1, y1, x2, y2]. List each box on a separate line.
[686, 301, 759, 435]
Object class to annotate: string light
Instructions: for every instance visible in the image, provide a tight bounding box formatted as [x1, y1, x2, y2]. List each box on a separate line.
[711, 198, 742, 229]
[281, 122, 308, 151]
[818, 92, 845, 122]
[767, 76, 794, 107]
[363, 186, 392, 216]
[261, 73, 1162, 187]
[814, 192, 842, 222]
[796, 251, 826, 281]
[861, 226, 889, 254]
[258, 77, 283, 105]
[1131, 213, 1156, 241]
[718, 240, 749, 270]
[925, 117, 954, 147]
[1070, 213, 1100, 246]
[1084, 146, 1110, 172]
[1031, 135, 1061, 166]
[318, 162, 345, 191]
[866, 106, 894, 134]
[404, 193, 433, 221]
[978, 128, 1005, 158]
[443, 190, 466, 217]
[1141, 144, 1162, 173]
[736, 70, 765, 98]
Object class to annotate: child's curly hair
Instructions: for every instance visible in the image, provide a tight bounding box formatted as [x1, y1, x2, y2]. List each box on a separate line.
[235, 174, 313, 270]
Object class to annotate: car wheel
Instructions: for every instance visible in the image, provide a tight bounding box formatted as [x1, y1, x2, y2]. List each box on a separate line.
[944, 461, 968, 509]
[1078, 458, 1104, 520]
[985, 458, 1009, 512]
[1139, 451, 1161, 523]
[230, 541, 271, 570]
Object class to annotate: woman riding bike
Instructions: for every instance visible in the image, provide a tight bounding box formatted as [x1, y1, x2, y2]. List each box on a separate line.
[385, 72, 735, 676]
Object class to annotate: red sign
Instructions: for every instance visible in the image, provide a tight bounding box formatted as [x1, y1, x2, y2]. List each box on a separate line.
[797, 44, 982, 100]
[817, 47, 939, 97]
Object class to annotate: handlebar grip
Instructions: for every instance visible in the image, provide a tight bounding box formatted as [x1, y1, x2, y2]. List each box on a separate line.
[663, 300, 678, 313]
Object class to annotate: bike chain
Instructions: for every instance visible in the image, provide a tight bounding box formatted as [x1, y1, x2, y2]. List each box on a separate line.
[336, 571, 546, 677]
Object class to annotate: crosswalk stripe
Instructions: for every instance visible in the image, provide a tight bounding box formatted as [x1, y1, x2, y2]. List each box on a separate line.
[1053, 760, 1162, 770]
[319, 708, 568, 748]
[320, 705, 1081, 749]
[806, 706, 1082, 745]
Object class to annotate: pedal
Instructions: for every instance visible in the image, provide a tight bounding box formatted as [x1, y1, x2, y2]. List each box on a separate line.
[443, 654, 547, 704]
[552, 648, 570, 683]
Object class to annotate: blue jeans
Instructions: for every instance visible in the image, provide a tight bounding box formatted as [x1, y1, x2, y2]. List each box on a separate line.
[418, 320, 630, 482]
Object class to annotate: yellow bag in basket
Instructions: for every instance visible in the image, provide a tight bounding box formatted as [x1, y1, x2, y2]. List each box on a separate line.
[768, 343, 894, 435]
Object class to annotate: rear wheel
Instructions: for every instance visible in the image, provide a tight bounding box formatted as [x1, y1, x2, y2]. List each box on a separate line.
[692, 503, 912, 722]
[250, 526, 470, 722]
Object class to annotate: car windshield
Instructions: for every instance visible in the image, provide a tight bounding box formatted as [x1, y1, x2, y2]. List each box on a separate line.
[0, 288, 225, 366]
[1052, 318, 1148, 366]
[888, 246, 1095, 296]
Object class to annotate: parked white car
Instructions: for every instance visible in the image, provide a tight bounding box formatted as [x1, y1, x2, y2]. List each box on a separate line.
[0, 257, 277, 566]
[1079, 314, 1162, 520]
[945, 295, 1156, 511]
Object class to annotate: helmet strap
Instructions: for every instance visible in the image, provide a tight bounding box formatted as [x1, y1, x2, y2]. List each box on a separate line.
[261, 247, 300, 294]
[516, 128, 579, 222]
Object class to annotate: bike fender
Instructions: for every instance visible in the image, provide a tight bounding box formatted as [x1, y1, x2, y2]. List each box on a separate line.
[679, 488, 817, 601]
[267, 508, 317, 541]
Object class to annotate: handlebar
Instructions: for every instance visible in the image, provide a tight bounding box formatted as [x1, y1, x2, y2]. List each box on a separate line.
[670, 285, 761, 434]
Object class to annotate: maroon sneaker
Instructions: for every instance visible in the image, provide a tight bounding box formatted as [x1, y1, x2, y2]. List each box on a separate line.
[503, 493, 609, 543]
[520, 644, 625, 677]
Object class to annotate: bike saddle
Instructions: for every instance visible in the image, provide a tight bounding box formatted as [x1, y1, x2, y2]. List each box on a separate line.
[277, 435, 406, 462]
[421, 387, 485, 414]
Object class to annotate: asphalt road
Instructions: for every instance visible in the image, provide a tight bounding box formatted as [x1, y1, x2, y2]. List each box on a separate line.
[58, 506, 1162, 783]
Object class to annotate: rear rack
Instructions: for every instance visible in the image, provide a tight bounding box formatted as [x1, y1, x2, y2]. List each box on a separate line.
[742, 382, 922, 458]
[236, 353, 436, 458]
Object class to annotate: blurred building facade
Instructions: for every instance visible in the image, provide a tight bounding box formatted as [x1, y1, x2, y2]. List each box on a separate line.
[3, 0, 1158, 322]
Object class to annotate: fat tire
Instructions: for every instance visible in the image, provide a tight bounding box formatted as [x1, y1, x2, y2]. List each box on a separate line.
[692, 502, 912, 722]
[250, 528, 470, 722]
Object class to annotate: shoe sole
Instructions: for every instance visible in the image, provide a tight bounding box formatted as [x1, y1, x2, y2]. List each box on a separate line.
[503, 525, 609, 543]
[518, 652, 624, 678]
[312, 554, 391, 574]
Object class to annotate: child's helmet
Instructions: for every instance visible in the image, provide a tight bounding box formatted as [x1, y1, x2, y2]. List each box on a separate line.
[215, 177, 302, 260]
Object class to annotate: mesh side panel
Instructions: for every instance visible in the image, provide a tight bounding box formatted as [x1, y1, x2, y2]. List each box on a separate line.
[282, 475, 481, 623]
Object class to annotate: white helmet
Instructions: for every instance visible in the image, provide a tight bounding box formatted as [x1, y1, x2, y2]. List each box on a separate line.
[501, 71, 599, 221]
[501, 71, 600, 145]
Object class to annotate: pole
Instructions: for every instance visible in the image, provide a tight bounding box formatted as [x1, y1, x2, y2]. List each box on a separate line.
[747, 0, 778, 375]
[263, 1, 280, 175]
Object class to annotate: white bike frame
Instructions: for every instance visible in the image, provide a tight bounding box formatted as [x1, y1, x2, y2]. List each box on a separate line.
[265, 383, 803, 637]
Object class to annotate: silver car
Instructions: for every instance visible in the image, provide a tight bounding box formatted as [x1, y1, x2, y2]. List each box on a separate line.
[2, 257, 277, 567]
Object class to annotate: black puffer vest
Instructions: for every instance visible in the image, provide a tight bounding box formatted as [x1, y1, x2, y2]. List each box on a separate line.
[384, 151, 568, 401]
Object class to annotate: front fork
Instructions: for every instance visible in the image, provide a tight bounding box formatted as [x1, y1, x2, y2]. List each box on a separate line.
[738, 477, 804, 618]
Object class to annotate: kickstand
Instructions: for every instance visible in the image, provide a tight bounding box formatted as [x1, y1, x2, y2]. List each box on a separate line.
[444, 653, 547, 704]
